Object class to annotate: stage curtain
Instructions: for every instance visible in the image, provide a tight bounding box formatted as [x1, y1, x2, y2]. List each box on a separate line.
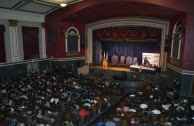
[0, 25, 6, 63]
[102, 41, 160, 64]
[95, 41, 102, 65]
[22, 26, 39, 60]
[95, 27, 161, 41]
[95, 26, 161, 65]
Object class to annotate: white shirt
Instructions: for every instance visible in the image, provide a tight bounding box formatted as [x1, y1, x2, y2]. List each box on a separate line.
[166, 122, 172, 126]
[113, 117, 121, 122]
[176, 106, 184, 111]
[54, 98, 59, 103]
[130, 94, 135, 97]
[123, 106, 129, 112]
[84, 103, 91, 108]
[91, 100, 97, 104]
[152, 109, 161, 114]
[162, 104, 171, 110]
[140, 104, 148, 109]
[50, 98, 54, 103]
[129, 109, 136, 113]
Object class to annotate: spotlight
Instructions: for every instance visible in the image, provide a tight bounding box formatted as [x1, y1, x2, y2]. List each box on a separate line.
[60, 3, 67, 7]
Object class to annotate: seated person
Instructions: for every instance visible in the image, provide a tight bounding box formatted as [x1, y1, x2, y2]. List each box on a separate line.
[143, 56, 150, 66]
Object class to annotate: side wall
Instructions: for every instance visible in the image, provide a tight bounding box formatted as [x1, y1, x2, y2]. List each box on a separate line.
[0, 9, 46, 62]
[166, 65, 193, 97]
[0, 58, 85, 79]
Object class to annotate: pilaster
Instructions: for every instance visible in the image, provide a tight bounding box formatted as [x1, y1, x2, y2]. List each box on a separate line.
[8, 19, 20, 62]
[40, 22, 46, 58]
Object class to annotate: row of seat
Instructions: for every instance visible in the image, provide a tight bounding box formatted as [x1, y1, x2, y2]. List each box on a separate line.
[108, 55, 138, 67]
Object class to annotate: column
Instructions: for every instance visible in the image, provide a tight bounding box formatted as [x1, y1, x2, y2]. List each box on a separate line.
[9, 19, 20, 62]
[40, 23, 47, 58]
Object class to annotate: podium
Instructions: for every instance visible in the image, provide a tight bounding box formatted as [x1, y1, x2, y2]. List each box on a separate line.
[102, 60, 108, 69]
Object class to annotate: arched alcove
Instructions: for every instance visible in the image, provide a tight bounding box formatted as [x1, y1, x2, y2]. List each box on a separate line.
[170, 21, 184, 65]
[65, 27, 80, 56]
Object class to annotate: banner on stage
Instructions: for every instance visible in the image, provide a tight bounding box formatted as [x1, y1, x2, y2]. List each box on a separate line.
[142, 52, 160, 66]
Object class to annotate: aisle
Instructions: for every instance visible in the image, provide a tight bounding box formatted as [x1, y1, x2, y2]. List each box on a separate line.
[79, 95, 122, 126]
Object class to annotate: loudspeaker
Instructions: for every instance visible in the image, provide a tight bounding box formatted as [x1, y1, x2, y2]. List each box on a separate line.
[77, 60, 81, 67]
[48, 28, 55, 43]
[81, 37, 87, 48]
[165, 46, 168, 52]
[164, 35, 171, 52]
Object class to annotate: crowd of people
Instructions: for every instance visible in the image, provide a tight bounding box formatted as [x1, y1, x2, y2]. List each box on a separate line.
[0, 65, 193, 126]
[0, 70, 113, 126]
[95, 78, 193, 126]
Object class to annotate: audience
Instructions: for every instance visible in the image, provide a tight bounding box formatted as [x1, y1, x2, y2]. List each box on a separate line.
[95, 80, 193, 126]
[0, 67, 193, 126]
[0, 70, 112, 126]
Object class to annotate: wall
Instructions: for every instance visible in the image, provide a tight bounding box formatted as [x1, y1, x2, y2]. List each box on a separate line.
[0, 19, 11, 62]
[142, 0, 194, 71]
[0, 58, 85, 79]
[45, 0, 194, 71]
[0, 62, 27, 78]
[46, 21, 85, 58]
[167, 14, 187, 69]
[0, 9, 46, 62]
[17, 21, 43, 60]
[166, 65, 193, 97]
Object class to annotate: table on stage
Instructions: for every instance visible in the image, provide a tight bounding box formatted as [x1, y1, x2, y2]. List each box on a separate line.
[130, 65, 156, 74]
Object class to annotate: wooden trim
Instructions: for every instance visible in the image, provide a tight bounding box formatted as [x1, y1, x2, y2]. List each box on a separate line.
[66, 52, 80, 56]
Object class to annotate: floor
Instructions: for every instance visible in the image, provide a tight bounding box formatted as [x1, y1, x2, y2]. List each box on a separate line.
[89, 65, 175, 87]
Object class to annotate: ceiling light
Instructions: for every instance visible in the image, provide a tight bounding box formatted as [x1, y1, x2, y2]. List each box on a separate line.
[60, 3, 67, 7]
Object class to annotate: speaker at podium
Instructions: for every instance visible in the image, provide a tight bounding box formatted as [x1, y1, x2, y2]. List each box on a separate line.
[102, 59, 108, 69]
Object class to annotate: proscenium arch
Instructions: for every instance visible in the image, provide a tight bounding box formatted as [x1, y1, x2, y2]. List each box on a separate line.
[86, 18, 169, 70]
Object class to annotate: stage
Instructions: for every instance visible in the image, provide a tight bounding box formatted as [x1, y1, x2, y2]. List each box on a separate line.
[130, 65, 156, 74]
[89, 65, 135, 73]
[79, 65, 172, 94]
[89, 65, 156, 74]
[88, 65, 160, 85]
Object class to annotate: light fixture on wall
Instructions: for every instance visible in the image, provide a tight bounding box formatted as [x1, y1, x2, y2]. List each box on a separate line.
[60, 3, 67, 7]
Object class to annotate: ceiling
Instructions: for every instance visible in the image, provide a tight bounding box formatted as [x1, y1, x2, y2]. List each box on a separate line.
[0, 0, 82, 14]
[0, 0, 186, 24]
[61, 1, 186, 23]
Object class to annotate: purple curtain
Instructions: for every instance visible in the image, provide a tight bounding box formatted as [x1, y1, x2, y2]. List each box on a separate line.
[0, 25, 6, 63]
[22, 26, 39, 60]
[95, 27, 161, 64]
[101, 41, 160, 64]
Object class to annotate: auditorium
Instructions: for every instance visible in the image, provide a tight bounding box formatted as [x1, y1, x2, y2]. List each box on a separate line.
[0, 0, 194, 126]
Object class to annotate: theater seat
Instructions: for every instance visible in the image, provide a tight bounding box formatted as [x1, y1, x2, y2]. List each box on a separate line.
[126, 56, 133, 67]
[119, 56, 125, 67]
[132, 57, 138, 65]
[109, 55, 118, 66]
